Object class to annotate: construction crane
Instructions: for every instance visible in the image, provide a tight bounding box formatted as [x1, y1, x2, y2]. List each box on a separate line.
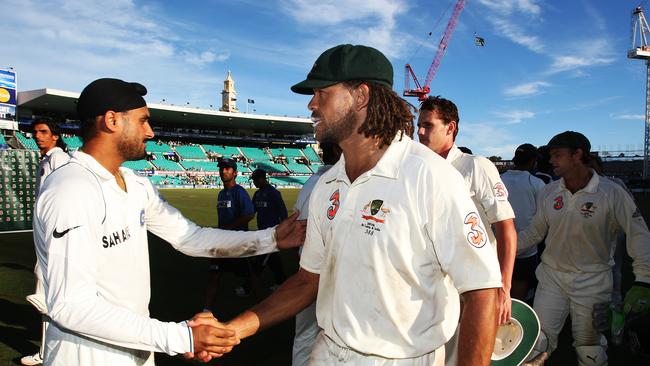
[404, 0, 466, 101]
[628, 5, 650, 179]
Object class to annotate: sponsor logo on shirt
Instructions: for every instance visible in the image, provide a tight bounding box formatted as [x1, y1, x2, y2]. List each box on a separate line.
[493, 182, 508, 201]
[360, 199, 390, 236]
[579, 202, 597, 218]
[102, 226, 131, 248]
[464, 212, 487, 248]
[255, 201, 269, 208]
[326, 189, 340, 220]
[217, 200, 232, 208]
[553, 196, 564, 210]
[52, 225, 81, 239]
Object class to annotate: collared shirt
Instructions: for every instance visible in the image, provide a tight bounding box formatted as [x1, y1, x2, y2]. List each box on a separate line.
[518, 170, 650, 282]
[34, 151, 277, 366]
[300, 136, 502, 358]
[501, 169, 546, 258]
[217, 184, 254, 230]
[253, 184, 288, 229]
[446, 145, 515, 251]
[35, 147, 70, 196]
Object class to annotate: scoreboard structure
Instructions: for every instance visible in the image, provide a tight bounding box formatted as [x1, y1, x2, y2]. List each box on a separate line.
[0, 149, 39, 233]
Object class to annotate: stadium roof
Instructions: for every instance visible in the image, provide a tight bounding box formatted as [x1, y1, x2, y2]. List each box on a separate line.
[17, 88, 313, 134]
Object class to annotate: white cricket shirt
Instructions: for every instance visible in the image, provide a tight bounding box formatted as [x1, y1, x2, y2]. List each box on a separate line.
[300, 136, 502, 358]
[35, 147, 70, 196]
[518, 171, 650, 282]
[34, 151, 277, 365]
[446, 145, 515, 251]
[501, 169, 545, 258]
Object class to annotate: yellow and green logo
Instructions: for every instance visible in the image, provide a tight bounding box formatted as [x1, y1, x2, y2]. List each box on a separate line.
[0, 88, 10, 103]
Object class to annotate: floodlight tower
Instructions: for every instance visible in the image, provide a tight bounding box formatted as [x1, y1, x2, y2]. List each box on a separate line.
[628, 6, 650, 179]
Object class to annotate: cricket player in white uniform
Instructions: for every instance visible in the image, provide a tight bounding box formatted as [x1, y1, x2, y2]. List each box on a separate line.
[22, 120, 71, 366]
[518, 131, 650, 366]
[417, 96, 517, 325]
[191, 44, 503, 366]
[33, 78, 306, 366]
[291, 142, 341, 366]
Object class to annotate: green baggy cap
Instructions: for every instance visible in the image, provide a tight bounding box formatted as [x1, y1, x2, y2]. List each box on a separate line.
[291, 44, 393, 95]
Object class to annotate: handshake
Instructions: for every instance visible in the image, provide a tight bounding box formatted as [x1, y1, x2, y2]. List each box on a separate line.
[184, 311, 243, 362]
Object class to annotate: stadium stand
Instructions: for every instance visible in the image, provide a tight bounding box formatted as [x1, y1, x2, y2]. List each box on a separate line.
[203, 144, 240, 157]
[0, 134, 8, 149]
[240, 146, 270, 161]
[249, 161, 288, 173]
[146, 141, 173, 153]
[303, 146, 321, 163]
[151, 156, 184, 171]
[15, 131, 39, 151]
[122, 160, 154, 171]
[175, 145, 207, 160]
[181, 160, 219, 172]
[285, 161, 312, 174]
[269, 147, 304, 158]
[63, 135, 82, 150]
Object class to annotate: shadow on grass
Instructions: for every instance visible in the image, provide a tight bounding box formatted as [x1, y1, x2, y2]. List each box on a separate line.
[0, 298, 41, 364]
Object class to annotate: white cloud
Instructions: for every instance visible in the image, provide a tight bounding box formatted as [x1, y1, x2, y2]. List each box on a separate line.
[492, 110, 535, 124]
[476, 0, 541, 16]
[546, 39, 615, 74]
[183, 51, 230, 66]
[614, 114, 645, 121]
[504, 81, 550, 96]
[477, 0, 544, 53]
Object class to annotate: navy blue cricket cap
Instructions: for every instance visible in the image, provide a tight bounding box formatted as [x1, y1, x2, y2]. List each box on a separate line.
[218, 158, 237, 170]
[77, 78, 148, 119]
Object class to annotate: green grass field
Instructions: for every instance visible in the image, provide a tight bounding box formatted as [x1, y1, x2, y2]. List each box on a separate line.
[0, 188, 648, 365]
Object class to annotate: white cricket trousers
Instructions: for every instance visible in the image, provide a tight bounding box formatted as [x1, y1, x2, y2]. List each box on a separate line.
[292, 302, 319, 366]
[309, 332, 445, 366]
[533, 263, 610, 366]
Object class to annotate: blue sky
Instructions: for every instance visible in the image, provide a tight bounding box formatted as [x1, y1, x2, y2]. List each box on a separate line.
[4, 0, 649, 158]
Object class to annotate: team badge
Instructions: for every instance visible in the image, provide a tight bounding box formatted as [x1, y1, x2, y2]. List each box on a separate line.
[326, 189, 340, 220]
[361, 199, 390, 223]
[579, 202, 597, 218]
[140, 209, 145, 226]
[493, 182, 508, 201]
[553, 196, 563, 210]
[464, 212, 487, 248]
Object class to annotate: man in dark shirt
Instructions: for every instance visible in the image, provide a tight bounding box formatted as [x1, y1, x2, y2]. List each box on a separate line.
[251, 169, 289, 289]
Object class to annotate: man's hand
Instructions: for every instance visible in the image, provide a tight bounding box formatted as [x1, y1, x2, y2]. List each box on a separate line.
[183, 312, 239, 362]
[497, 287, 512, 325]
[522, 352, 548, 366]
[275, 211, 306, 249]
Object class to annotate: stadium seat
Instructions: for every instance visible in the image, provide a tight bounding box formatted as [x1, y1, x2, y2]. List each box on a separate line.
[240, 147, 271, 161]
[203, 144, 240, 157]
[303, 146, 322, 163]
[15, 132, 39, 151]
[175, 145, 207, 159]
[146, 141, 173, 153]
[122, 160, 154, 171]
[63, 136, 83, 150]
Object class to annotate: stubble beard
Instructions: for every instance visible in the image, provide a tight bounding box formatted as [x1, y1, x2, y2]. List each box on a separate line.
[316, 107, 357, 144]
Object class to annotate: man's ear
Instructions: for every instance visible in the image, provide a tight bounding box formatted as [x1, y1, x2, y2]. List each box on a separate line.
[447, 121, 457, 137]
[102, 111, 120, 132]
[354, 83, 370, 111]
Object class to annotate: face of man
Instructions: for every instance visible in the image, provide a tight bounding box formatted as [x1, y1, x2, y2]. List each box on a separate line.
[252, 175, 265, 188]
[308, 83, 358, 144]
[220, 167, 236, 184]
[417, 109, 455, 155]
[117, 106, 154, 161]
[33, 123, 59, 154]
[549, 147, 582, 177]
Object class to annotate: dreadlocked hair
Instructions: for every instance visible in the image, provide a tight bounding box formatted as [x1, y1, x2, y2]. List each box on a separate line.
[346, 81, 415, 148]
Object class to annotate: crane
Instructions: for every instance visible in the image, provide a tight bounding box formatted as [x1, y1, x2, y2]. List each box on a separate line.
[404, 0, 466, 101]
[628, 5, 650, 179]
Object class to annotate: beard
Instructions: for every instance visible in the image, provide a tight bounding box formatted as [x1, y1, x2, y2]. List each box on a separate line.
[118, 131, 147, 161]
[315, 107, 357, 144]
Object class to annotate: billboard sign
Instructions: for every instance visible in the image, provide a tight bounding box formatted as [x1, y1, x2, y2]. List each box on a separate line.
[0, 68, 16, 122]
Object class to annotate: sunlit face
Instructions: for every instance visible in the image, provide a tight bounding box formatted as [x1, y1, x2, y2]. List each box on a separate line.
[417, 109, 455, 155]
[549, 147, 581, 177]
[308, 83, 357, 144]
[219, 166, 236, 183]
[33, 123, 58, 154]
[117, 106, 154, 161]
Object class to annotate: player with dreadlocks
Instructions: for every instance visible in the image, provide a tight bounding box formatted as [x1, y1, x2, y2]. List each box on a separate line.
[189, 44, 503, 366]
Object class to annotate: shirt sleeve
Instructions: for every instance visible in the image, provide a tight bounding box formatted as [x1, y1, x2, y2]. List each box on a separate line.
[237, 186, 255, 216]
[518, 186, 551, 251]
[37, 175, 193, 356]
[143, 179, 276, 258]
[425, 165, 502, 294]
[473, 157, 515, 224]
[612, 185, 650, 283]
[299, 184, 325, 274]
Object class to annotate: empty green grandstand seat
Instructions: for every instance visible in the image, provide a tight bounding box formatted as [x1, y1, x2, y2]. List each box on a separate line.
[122, 160, 153, 171]
[285, 162, 312, 174]
[63, 136, 83, 150]
[15, 132, 39, 151]
[175, 145, 207, 159]
[270, 147, 304, 158]
[249, 161, 288, 173]
[203, 144, 240, 157]
[146, 141, 173, 153]
[240, 147, 270, 161]
[181, 160, 219, 172]
[303, 146, 321, 163]
[151, 157, 184, 171]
